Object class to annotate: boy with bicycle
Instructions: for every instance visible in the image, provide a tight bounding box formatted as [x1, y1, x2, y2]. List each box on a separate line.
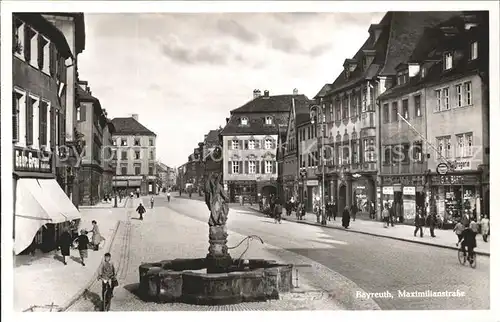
[460, 224, 477, 265]
[98, 253, 117, 310]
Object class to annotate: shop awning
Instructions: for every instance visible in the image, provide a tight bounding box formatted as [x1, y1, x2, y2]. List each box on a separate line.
[37, 179, 81, 222]
[14, 179, 77, 254]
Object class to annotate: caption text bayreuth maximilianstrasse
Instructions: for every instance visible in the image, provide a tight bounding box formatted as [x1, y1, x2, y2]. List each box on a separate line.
[356, 289, 466, 299]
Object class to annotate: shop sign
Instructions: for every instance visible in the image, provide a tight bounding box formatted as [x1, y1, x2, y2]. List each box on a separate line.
[354, 186, 366, 190]
[382, 175, 425, 186]
[431, 174, 479, 186]
[436, 163, 449, 175]
[454, 160, 472, 171]
[393, 185, 402, 192]
[383, 187, 394, 195]
[403, 186, 416, 195]
[306, 180, 319, 186]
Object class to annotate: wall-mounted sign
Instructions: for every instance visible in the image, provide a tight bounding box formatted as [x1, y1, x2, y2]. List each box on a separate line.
[306, 180, 319, 186]
[382, 187, 394, 195]
[403, 186, 416, 195]
[436, 162, 449, 175]
[454, 160, 472, 171]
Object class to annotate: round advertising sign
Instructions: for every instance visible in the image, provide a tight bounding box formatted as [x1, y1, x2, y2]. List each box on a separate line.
[436, 162, 449, 175]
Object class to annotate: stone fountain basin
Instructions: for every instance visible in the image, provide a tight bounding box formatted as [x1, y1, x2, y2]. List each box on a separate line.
[139, 258, 293, 305]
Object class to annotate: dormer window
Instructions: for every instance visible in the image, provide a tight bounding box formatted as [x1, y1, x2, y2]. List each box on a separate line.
[444, 52, 453, 70]
[240, 117, 248, 126]
[265, 116, 273, 125]
[470, 41, 478, 60]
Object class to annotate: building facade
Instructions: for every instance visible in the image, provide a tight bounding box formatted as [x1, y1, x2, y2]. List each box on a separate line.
[12, 13, 81, 255]
[42, 13, 86, 207]
[220, 90, 309, 204]
[75, 82, 115, 205]
[111, 115, 158, 195]
[314, 11, 458, 219]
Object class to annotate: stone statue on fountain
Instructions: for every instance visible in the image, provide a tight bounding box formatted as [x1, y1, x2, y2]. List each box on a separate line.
[204, 172, 232, 273]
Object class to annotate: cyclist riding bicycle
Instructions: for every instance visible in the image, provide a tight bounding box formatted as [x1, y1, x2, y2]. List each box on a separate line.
[460, 224, 477, 264]
[98, 252, 117, 310]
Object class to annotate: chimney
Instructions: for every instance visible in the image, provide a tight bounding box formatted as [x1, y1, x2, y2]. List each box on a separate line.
[226, 117, 229, 124]
[293, 88, 298, 95]
[253, 89, 261, 99]
[263, 90, 270, 98]
[131, 114, 139, 121]
[368, 24, 383, 44]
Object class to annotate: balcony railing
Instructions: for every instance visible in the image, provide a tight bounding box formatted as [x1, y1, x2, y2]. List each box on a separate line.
[14, 146, 53, 173]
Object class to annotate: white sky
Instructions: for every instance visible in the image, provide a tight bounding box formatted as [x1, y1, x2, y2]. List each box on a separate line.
[77, 12, 386, 167]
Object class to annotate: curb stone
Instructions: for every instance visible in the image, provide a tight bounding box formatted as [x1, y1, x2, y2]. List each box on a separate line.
[239, 206, 491, 257]
[59, 220, 122, 311]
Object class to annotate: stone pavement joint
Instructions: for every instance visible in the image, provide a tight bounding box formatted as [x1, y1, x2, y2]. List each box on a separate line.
[244, 204, 490, 257]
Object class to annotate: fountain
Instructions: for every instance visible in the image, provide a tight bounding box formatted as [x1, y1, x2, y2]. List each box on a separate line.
[138, 173, 293, 305]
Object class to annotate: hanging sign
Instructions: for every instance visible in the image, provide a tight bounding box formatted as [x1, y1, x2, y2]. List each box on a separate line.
[403, 186, 416, 195]
[383, 187, 394, 195]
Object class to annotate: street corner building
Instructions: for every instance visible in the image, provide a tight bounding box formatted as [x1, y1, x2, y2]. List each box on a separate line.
[111, 114, 160, 195]
[307, 11, 486, 221]
[377, 11, 489, 226]
[220, 89, 311, 204]
[75, 81, 116, 206]
[12, 13, 86, 255]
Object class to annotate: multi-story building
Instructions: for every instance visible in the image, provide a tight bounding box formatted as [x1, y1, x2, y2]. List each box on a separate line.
[377, 12, 489, 225]
[202, 128, 223, 187]
[282, 89, 312, 203]
[157, 162, 177, 189]
[111, 114, 158, 195]
[12, 13, 81, 255]
[220, 89, 310, 203]
[75, 82, 115, 205]
[42, 13, 86, 207]
[314, 11, 458, 219]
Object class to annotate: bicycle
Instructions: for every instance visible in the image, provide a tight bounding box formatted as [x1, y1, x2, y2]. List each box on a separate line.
[100, 278, 113, 311]
[457, 247, 477, 268]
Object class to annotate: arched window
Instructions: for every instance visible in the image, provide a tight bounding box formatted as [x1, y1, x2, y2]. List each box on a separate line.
[265, 116, 273, 125]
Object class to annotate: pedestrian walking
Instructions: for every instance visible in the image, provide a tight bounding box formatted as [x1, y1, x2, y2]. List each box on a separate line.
[98, 252, 117, 307]
[136, 202, 146, 220]
[453, 221, 465, 246]
[428, 211, 436, 237]
[274, 202, 283, 224]
[90, 220, 103, 251]
[414, 210, 424, 237]
[480, 215, 490, 242]
[389, 202, 396, 227]
[59, 227, 72, 265]
[239, 195, 244, 206]
[150, 196, 154, 209]
[351, 203, 358, 222]
[382, 203, 390, 228]
[342, 206, 350, 229]
[75, 229, 90, 266]
[167, 190, 171, 202]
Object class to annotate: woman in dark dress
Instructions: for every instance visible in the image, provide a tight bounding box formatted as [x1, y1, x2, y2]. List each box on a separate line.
[342, 206, 351, 228]
[59, 227, 72, 265]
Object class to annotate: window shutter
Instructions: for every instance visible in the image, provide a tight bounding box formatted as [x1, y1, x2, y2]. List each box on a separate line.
[227, 140, 232, 150]
[39, 102, 47, 146]
[37, 34, 44, 70]
[261, 160, 265, 173]
[256, 160, 260, 173]
[50, 108, 55, 147]
[49, 42, 56, 76]
[238, 161, 243, 174]
[272, 139, 276, 149]
[24, 27, 31, 62]
[262, 139, 266, 149]
[244, 161, 249, 174]
[80, 105, 86, 121]
[244, 140, 248, 150]
[26, 97, 33, 146]
[255, 140, 260, 149]
[239, 140, 243, 149]
[12, 93, 19, 142]
[273, 161, 277, 174]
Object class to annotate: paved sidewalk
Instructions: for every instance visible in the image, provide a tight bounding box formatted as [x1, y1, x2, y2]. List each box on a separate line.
[244, 205, 490, 256]
[13, 204, 133, 312]
[79, 197, 129, 209]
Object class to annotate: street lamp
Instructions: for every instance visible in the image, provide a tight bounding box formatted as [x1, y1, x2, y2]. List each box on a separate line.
[310, 104, 327, 226]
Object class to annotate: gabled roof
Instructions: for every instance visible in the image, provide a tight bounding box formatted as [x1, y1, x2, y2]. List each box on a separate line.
[378, 12, 488, 101]
[231, 94, 309, 114]
[221, 93, 312, 136]
[111, 117, 156, 136]
[313, 84, 332, 99]
[204, 129, 221, 144]
[378, 11, 461, 76]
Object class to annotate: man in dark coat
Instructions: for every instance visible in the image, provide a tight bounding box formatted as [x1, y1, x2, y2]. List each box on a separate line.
[274, 201, 283, 224]
[342, 206, 350, 228]
[59, 227, 72, 265]
[428, 211, 436, 237]
[351, 203, 358, 222]
[414, 209, 424, 237]
[333, 202, 338, 221]
[136, 202, 146, 220]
